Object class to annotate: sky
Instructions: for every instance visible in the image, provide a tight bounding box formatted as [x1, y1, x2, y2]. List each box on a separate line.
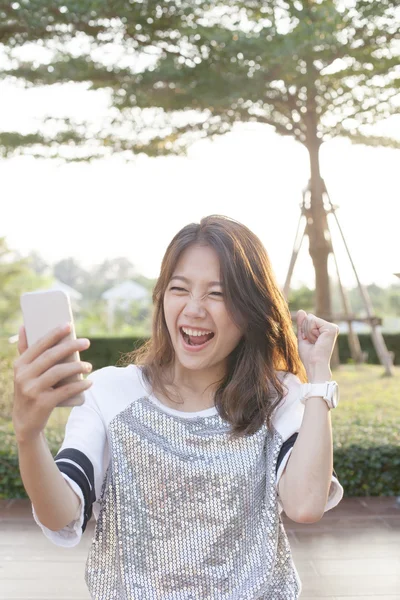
[1, 80, 400, 291]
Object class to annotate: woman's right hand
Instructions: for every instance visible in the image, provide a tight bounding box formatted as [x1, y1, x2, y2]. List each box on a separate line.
[12, 323, 93, 444]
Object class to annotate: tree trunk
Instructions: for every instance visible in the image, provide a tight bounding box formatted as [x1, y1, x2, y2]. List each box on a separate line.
[306, 141, 340, 370]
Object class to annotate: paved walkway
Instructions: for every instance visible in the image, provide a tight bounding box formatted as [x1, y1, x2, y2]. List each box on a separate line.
[0, 497, 399, 599]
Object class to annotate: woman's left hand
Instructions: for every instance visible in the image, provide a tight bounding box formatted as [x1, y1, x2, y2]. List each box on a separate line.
[296, 310, 340, 373]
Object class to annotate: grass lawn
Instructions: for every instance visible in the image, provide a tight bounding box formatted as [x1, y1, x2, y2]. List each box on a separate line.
[329, 364, 399, 446]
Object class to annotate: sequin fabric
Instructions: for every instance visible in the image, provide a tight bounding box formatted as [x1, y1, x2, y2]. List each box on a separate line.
[85, 396, 301, 599]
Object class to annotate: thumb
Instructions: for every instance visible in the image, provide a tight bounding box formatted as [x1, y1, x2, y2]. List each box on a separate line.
[17, 325, 28, 356]
[296, 310, 307, 339]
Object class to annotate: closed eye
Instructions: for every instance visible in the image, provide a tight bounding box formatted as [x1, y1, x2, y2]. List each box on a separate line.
[169, 287, 223, 297]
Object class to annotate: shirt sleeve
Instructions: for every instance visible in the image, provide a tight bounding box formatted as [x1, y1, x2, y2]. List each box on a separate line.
[272, 371, 344, 516]
[31, 369, 108, 547]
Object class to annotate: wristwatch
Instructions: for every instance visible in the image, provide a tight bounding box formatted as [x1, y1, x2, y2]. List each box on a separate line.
[300, 381, 339, 410]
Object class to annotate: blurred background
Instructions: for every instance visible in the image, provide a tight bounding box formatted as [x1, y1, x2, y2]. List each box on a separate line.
[1, 0, 399, 347]
[1, 2, 399, 408]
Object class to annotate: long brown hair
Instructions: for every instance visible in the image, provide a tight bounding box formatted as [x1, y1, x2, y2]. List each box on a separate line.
[119, 215, 307, 439]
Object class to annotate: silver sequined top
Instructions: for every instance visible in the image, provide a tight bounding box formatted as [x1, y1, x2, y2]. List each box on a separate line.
[31, 365, 343, 599]
[85, 397, 301, 599]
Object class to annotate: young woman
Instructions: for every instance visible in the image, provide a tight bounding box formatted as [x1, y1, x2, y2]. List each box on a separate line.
[14, 214, 343, 599]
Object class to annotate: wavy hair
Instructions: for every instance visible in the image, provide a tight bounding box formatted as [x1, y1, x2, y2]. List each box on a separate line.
[119, 215, 307, 439]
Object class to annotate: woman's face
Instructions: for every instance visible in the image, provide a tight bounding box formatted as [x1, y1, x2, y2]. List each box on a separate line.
[163, 244, 243, 373]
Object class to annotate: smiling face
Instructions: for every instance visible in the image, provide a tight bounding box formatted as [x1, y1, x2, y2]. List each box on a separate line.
[163, 244, 243, 376]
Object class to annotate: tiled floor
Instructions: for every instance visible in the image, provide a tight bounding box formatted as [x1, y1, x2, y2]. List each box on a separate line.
[0, 497, 399, 599]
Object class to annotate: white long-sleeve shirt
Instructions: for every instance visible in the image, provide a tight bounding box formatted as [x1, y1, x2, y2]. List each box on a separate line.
[32, 365, 343, 599]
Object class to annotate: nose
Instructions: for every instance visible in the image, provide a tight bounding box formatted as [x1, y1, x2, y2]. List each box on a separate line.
[183, 295, 207, 319]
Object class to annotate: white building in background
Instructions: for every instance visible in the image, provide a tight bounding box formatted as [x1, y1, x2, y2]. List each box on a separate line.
[102, 281, 149, 332]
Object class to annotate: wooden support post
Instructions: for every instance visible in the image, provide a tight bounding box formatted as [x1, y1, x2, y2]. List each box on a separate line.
[284, 179, 393, 376]
[329, 198, 394, 376]
[331, 247, 365, 364]
[283, 212, 306, 301]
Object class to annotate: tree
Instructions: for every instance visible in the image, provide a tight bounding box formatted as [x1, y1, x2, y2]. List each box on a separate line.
[53, 257, 88, 290]
[388, 289, 400, 316]
[25, 250, 50, 276]
[288, 285, 315, 313]
[92, 257, 138, 287]
[0, 237, 53, 338]
[80, 257, 139, 301]
[1, 0, 399, 324]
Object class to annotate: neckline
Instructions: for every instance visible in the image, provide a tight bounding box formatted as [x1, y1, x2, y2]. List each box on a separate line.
[131, 364, 219, 418]
[147, 391, 218, 418]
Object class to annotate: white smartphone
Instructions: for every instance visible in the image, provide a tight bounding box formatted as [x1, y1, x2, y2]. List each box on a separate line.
[20, 289, 86, 408]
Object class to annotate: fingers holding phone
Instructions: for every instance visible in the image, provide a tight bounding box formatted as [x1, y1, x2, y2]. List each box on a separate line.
[17, 324, 28, 356]
[13, 322, 94, 444]
[12, 290, 94, 444]
[19, 290, 90, 406]
[18, 322, 91, 385]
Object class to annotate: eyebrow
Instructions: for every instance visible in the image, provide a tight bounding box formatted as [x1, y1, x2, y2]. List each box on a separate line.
[170, 276, 223, 286]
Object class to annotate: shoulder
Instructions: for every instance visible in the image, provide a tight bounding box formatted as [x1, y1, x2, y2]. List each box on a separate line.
[270, 371, 304, 441]
[275, 370, 302, 395]
[87, 365, 142, 389]
[85, 364, 150, 424]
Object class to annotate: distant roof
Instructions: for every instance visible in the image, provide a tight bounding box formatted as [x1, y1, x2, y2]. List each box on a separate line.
[395, 273, 400, 279]
[47, 278, 82, 300]
[102, 280, 148, 301]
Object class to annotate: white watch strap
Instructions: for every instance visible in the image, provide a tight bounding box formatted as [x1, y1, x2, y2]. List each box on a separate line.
[301, 382, 329, 399]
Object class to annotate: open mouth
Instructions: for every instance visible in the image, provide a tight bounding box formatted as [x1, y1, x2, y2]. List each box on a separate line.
[179, 327, 215, 347]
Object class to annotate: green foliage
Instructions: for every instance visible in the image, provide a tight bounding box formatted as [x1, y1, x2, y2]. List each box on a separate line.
[0, 419, 66, 499]
[288, 285, 315, 313]
[333, 445, 400, 496]
[0, 339, 17, 420]
[0, 237, 54, 338]
[76, 301, 153, 337]
[338, 333, 400, 365]
[329, 363, 400, 495]
[0, 238, 53, 419]
[296, 280, 400, 320]
[53, 257, 88, 290]
[359, 283, 400, 316]
[0, 1, 399, 160]
[24, 250, 156, 337]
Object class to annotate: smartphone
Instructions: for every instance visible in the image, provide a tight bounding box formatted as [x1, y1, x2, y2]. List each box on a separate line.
[20, 289, 86, 408]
